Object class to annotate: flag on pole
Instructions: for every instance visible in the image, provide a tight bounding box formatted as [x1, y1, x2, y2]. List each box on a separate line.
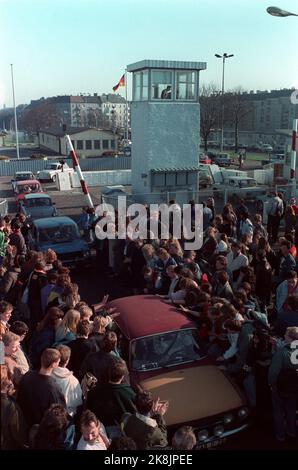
[112, 74, 125, 92]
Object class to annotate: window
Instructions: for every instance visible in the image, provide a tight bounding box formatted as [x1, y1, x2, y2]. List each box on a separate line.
[176, 71, 196, 100]
[110, 140, 115, 149]
[94, 140, 100, 149]
[103, 140, 109, 149]
[133, 70, 148, 101]
[151, 70, 173, 100]
[77, 140, 83, 150]
[85, 140, 92, 150]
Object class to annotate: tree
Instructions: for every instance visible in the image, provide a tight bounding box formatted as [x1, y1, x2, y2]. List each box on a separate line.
[19, 102, 62, 133]
[199, 84, 221, 151]
[224, 88, 253, 153]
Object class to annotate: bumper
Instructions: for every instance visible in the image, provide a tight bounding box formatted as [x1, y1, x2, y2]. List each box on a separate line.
[196, 421, 250, 449]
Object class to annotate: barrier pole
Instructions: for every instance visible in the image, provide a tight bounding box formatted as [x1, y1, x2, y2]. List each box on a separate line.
[65, 135, 94, 208]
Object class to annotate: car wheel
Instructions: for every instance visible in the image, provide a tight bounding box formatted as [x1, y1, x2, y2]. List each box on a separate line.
[52, 175, 56, 183]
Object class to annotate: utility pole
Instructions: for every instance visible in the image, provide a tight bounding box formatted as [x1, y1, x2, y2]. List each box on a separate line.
[10, 64, 20, 159]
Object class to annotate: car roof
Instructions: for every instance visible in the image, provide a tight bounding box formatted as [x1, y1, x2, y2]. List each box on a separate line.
[15, 171, 33, 175]
[23, 193, 50, 200]
[33, 216, 75, 228]
[109, 295, 197, 341]
[16, 179, 40, 185]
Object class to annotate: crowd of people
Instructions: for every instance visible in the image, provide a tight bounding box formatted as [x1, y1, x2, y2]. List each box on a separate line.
[0, 192, 298, 450]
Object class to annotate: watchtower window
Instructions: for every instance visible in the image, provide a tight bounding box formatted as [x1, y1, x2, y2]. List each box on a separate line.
[151, 70, 173, 100]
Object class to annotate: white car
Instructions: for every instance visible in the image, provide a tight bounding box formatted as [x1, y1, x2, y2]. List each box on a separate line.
[37, 162, 73, 182]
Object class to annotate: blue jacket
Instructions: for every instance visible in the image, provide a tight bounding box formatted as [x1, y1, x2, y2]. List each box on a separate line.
[276, 280, 298, 313]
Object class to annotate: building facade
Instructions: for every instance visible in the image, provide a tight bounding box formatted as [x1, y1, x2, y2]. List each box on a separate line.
[38, 127, 118, 157]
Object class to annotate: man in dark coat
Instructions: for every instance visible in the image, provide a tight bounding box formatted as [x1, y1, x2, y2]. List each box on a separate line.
[87, 357, 136, 426]
[17, 348, 65, 427]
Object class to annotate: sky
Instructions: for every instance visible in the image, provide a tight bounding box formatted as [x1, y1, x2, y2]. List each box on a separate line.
[1, 0, 298, 107]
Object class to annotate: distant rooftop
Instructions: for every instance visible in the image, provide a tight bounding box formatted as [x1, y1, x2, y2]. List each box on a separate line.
[39, 126, 114, 137]
[127, 59, 207, 72]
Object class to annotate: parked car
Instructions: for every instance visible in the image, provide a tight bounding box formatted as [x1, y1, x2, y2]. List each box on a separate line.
[28, 216, 90, 267]
[101, 151, 118, 157]
[37, 162, 73, 182]
[19, 193, 57, 220]
[213, 153, 231, 167]
[223, 176, 257, 188]
[31, 153, 46, 159]
[14, 180, 43, 210]
[11, 171, 35, 192]
[199, 154, 212, 165]
[269, 153, 285, 164]
[108, 295, 250, 449]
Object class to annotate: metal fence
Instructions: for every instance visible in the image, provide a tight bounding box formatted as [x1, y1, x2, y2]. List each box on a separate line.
[0, 199, 8, 217]
[0, 156, 131, 177]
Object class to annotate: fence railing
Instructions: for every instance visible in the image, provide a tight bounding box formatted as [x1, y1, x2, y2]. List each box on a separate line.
[0, 156, 131, 177]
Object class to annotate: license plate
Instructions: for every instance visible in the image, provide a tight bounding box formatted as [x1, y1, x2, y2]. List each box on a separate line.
[197, 438, 226, 450]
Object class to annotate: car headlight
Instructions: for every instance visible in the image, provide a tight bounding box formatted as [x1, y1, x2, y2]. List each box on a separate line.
[198, 430, 209, 442]
[238, 407, 249, 419]
[223, 413, 234, 424]
[214, 425, 225, 437]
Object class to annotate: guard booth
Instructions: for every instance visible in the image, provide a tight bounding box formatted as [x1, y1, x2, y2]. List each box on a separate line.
[127, 59, 207, 203]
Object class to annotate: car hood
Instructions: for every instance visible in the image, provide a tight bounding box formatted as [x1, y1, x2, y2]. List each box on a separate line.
[25, 206, 55, 219]
[38, 239, 89, 254]
[139, 365, 243, 426]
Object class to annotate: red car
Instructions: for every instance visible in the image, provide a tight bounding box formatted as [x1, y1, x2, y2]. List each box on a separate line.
[199, 154, 212, 164]
[14, 179, 43, 210]
[109, 295, 250, 449]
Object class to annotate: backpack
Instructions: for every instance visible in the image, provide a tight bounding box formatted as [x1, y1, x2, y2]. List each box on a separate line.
[277, 368, 298, 397]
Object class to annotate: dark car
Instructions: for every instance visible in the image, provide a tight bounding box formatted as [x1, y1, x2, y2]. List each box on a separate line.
[109, 295, 250, 449]
[20, 193, 57, 220]
[213, 153, 231, 167]
[28, 216, 90, 267]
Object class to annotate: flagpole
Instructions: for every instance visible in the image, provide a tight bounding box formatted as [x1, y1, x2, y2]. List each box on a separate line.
[125, 68, 129, 144]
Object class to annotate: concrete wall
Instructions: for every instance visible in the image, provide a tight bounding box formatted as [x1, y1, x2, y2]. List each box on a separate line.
[131, 101, 200, 197]
[70, 170, 131, 187]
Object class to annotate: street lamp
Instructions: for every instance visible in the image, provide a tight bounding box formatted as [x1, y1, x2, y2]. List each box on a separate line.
[266, 6, 297, 198]
[215, 53, 234, 152]
[267, 6, 298, 16]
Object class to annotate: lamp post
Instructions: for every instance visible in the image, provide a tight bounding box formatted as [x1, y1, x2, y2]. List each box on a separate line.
[215, 53, 234, 152]
[10, 64, 20, 160]
[266, 6, 297, 16]
[266, 6, 297, 198]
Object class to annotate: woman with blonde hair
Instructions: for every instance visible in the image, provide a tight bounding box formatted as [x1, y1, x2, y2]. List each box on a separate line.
[44, 249, 57, 272]
[88, 315, 110, 350]
[54, 309, 81, 346]
[142, 244, 158, 269]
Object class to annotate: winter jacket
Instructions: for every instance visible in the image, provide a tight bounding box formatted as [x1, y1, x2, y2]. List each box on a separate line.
[29, 327, 56, 369]
[0, 230, 7, 258]
[239, 218, 253, 237]
[278, 254, 296, 283]
[87, 382, 136, 426]
[0, 266, 21, 301]
[17, 371, 66, 427]
[1, 395, 28, 450]
[52, 366, 83, 416]
[276, 280, 298, 313]
[121, 412, 168, 450]
[268, 343, 297, 387]
[9, 232, 27, 257]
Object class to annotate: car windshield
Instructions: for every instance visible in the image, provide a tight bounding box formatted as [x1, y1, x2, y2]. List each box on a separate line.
[130, 328, 203, 371]
[38, 224, 79, 243]
[25, 198, 51, 207]
[18, 183, 40, 193]
[15, 173, 33, 180]
[46, 164, 59, 170]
